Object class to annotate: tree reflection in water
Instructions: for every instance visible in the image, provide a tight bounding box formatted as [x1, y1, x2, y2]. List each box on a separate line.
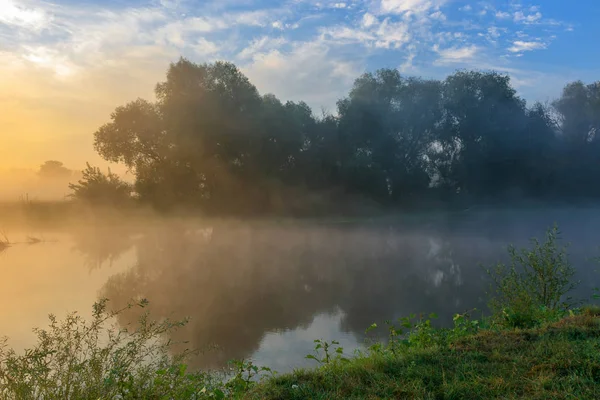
[78, 210, 600, 370]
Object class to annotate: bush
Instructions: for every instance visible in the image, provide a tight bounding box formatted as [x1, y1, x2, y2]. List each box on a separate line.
[486, 224, 579, 328]
[0, 299, 224, 399]
[68, 163, 133, 207]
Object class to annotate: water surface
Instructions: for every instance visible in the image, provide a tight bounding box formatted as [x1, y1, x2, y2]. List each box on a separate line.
[1, 208, 599, 372]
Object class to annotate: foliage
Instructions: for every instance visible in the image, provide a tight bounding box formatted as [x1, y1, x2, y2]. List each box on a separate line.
[91, 58, 600, 214]
[226, 360, 274, 395]
[0, 299, 264, 400]
[486, 225, 579, 328]
[305, 340, 349, 365]
[37, 161, 72, 180]
[68, 163, 133, 206]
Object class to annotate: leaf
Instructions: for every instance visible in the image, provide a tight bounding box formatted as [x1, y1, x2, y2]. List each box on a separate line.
[365, 323, 378, 334]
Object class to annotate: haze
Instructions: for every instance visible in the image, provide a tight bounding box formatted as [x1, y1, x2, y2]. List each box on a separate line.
[2, 0, 600, 378]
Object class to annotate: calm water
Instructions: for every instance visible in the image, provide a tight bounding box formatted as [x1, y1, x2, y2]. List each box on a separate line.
[1, 208, 599, 372]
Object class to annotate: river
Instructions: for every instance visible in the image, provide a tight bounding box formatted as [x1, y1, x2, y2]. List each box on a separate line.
[1, 206, 599, 373]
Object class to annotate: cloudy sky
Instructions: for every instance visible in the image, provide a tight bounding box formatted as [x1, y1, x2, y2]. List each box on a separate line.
[1, 0, 598, 171]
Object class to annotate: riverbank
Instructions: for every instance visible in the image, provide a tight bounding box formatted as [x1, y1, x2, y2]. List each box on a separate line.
[247, 309, 600, 399]
[2, 304, 598, 399]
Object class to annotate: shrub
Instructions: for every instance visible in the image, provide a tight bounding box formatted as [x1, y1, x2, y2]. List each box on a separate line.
[486, 224, 579, 328]
[0, 299, 226, 400]
[68, 163, 133, 207]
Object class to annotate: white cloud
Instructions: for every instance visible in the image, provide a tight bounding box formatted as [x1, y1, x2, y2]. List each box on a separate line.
[0, 0, 573, 123]
[379, 0, 447, 15]
[514, 11, 542, 24]
[193, 38, 219, 56]
[460, 5, 472, 12]
[488, 27, 501, 39]
[430, 11, 446, 21]
[434, 44, 479, 64]
[21, 46, 79, 78]
[507, 40, 546, 53]
[179, 17, 228, 33]
[159, 0, 180, 9]
[321, 16, 410, 49]
[374, 19, 411, 48]
[0, 0, 51, 31]
[361, 12, 378, 28]
[242, 41, 361, 110]
[231, 10, 274, 27]
[399, 44, 417, 72]
[322, 26, 376, 43]
[238, 36, 287, 60]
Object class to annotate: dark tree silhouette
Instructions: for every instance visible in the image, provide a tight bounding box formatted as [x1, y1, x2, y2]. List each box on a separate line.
[91, 57, 600, 215]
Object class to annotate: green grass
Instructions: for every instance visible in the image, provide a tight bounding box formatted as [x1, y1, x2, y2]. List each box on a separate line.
[246, 314, 600, 399]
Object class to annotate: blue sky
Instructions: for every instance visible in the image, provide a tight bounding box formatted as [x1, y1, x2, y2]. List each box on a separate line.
[1, 0, 599, 168]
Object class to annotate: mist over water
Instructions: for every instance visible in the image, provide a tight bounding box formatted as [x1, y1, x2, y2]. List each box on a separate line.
[1, 206, 599, 372]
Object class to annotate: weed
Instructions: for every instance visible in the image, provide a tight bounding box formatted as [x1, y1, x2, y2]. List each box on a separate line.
[226, 360, 274, 394]
[305, 339, 349, 365]
[0, 298, 233, 399]
[447, 308, 482, 343]
[486, 224, 579, 328]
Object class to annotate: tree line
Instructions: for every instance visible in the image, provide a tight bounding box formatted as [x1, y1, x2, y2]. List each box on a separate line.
[82, 58, 600, 215]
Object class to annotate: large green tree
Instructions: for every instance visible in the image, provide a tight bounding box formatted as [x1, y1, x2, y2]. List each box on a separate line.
[91, 57, 600, 214]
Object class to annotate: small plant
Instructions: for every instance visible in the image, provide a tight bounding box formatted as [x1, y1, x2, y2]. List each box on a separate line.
[305, 339, 348, 365]
[447, 309, 481, 342]
[226, 360, 274, 395]
[384, 319, 404, 354]
[364, 323, 385, 354]
[405, 313, 440, 348]
[371, 313, 441, 353]
[486, 224, 579, 328]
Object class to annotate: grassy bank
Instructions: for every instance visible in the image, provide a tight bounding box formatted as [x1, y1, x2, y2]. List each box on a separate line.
[1, 225, 599, 399]
[247, 309, 600, 399]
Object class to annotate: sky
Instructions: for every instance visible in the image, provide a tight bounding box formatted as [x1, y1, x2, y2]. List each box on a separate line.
[1, 0, 599, 172]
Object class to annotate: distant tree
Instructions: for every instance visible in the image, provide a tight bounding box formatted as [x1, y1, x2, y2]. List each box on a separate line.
[38, 160, 72, 179]
[68, 163, 132, 206]
[551, 81, 600, 198]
